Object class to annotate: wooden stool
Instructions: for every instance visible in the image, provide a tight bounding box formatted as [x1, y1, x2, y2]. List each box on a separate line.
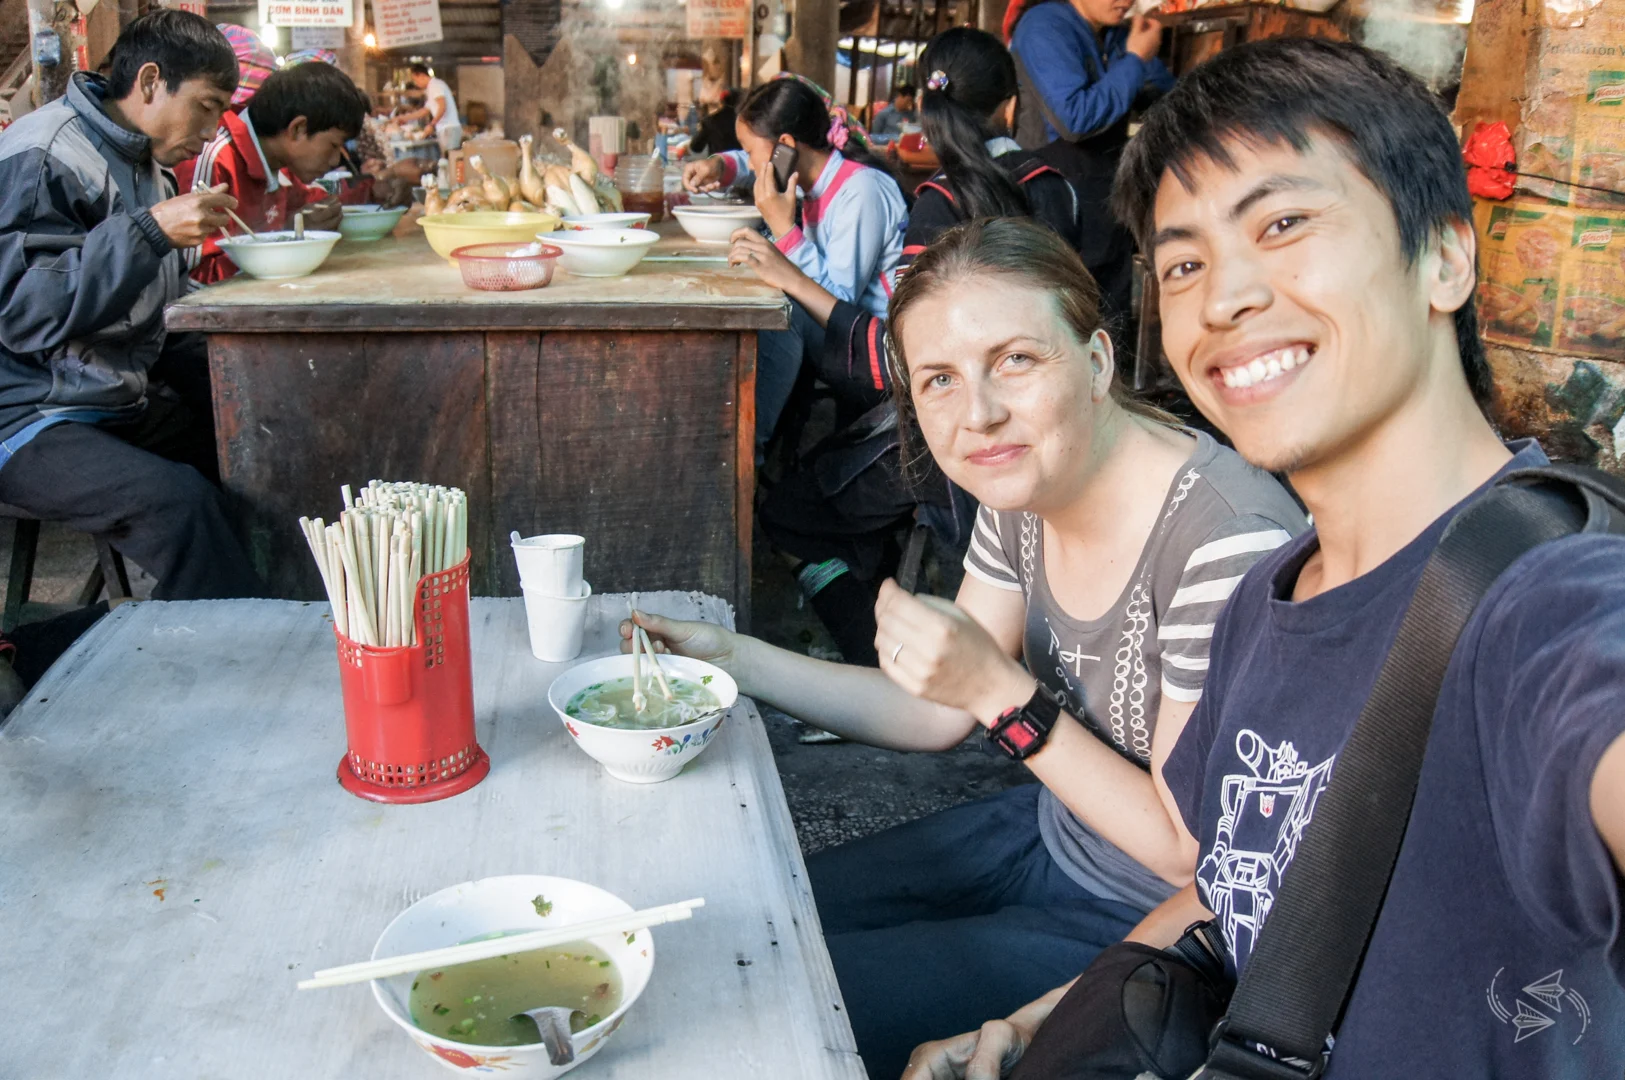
[0, 506, 131, 632]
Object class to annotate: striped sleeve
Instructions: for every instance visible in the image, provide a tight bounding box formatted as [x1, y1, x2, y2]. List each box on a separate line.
[181, 131, 229, 274]
[962, 505, 1022, 592]
[1157, 514, 1294, 702]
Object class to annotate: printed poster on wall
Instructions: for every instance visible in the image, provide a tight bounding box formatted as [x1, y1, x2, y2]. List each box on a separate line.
[291, 27, 347, 48]
[259, 0, 352, 28]
[687, 0, 748, 39]
[372, 0, 443, 49]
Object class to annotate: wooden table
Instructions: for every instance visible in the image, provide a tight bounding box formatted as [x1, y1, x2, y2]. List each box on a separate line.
[0, 593, 861, 1079]
[165, 224, 790, 620]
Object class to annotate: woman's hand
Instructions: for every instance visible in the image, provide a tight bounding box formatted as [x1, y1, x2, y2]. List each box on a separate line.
[619, 610, 739, 672]
[683, 157, 726, 193]
[875, 579, 1036, 725]
[752, 159, 799, 238]
[901, 1019, 1031, 1080]
[728, 229, 804, 290]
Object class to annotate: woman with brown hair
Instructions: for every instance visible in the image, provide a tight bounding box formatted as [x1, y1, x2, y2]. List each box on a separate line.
[627, 218, 1304, 1077]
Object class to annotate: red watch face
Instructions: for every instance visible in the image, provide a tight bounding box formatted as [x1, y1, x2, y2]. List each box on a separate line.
[1001, 718, 1042, 752]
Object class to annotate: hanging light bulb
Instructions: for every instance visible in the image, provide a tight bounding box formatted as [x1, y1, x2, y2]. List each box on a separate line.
[364, 31, 377, 47]
[627, 52, 637, 65]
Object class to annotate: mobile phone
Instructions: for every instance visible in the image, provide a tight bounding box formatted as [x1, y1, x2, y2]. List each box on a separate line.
[770, 143, 797, 193]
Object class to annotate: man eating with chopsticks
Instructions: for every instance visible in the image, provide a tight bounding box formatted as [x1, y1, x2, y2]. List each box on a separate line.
[0, 11, 262, 609]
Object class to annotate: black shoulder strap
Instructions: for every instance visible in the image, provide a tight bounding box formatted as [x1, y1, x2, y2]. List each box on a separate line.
[1202, 469, 1618, 1079]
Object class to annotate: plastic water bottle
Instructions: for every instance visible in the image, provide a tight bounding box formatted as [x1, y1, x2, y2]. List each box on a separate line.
[654, 133, 669, 165]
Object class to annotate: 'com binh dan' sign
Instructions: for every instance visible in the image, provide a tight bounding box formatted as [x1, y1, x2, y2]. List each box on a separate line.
[259, 0, 354, 27]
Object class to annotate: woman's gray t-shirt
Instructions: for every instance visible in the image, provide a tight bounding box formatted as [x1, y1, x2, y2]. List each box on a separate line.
[962, 431, 1307, 911]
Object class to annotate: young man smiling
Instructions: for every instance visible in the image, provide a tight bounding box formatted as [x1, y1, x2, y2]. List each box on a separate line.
[900, 38, 1624, 1080]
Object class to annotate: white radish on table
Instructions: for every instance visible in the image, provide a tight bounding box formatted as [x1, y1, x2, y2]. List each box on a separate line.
[298, 482, 469, 649]
[567, 173, 600, 219]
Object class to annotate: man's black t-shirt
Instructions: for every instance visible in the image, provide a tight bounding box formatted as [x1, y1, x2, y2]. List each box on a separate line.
[1164, 442, 1625, 1076]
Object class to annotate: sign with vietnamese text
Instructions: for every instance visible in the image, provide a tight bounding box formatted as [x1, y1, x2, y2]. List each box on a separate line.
[291, 27, 346, 48]
[259, 0, 352, 28]
[687, 0, 748, 39]
[372, 0, 442, 49]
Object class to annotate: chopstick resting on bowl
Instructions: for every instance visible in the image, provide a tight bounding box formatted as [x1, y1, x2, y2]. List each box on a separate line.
[295, 897, 705, 990]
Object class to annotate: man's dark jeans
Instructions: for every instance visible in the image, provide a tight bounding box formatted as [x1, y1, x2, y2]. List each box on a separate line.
[809, 784, 1148, 1079]
[0, 339, 262, 601]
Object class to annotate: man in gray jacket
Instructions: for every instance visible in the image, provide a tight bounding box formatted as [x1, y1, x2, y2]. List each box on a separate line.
[0, 10, 261, 601]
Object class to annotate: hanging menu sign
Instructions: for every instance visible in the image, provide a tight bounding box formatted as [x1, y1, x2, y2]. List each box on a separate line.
[372, 0, 443, 48]
[686, 0, 748, 39]
[291, 27, 347, 47]
[259, 0, 352, 27]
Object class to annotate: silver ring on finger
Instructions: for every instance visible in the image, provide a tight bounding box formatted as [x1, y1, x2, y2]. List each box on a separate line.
[891, 642, 904, 663]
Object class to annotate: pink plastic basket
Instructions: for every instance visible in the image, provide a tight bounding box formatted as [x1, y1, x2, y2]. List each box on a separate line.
[451, 241, 563, 291]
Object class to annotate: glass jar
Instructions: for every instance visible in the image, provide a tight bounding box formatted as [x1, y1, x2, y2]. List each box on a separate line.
[615, 155, 666, 223]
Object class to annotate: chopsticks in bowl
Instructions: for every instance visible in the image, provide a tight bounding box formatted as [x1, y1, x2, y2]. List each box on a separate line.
[295, 897, 705, 990]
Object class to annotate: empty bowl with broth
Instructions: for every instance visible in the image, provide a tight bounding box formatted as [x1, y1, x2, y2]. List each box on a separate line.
[546, 653, 737, 783]
[215, 230, 341, 280]
[671, 205, 764, 245]
[545, 228, 660, 278]
[371, 874, 654, 1077]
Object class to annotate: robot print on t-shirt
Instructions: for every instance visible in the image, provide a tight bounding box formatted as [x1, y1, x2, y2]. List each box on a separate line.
[1197, 728, 1337, 965]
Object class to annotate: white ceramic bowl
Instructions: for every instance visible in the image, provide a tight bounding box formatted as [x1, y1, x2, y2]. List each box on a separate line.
[216, 230, 341, 280]
[671, 205, 764, 245]
[544, 228, 660, 278]
[371, 875, 655, 1078]
[546, 653, 737, 783]
[339, 204, 408, 242]
[560, 212, 652, 231]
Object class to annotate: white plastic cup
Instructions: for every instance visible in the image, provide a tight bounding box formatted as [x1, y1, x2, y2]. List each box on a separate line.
[511, 532, 584, 596]
[523, 580, 593, 662]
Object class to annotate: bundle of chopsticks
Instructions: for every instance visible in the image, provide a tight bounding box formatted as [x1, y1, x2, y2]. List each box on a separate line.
[298, 482, 469, 648]
[628, 599, 673, 714]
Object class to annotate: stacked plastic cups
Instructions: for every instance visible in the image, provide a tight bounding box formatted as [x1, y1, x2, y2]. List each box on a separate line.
[512, 532, 593, 662]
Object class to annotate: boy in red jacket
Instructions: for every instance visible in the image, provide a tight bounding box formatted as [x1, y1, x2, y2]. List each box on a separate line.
[177, 61, 368, 283]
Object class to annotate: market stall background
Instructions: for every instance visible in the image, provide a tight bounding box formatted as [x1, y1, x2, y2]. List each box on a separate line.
[0, 0, 1620, 483]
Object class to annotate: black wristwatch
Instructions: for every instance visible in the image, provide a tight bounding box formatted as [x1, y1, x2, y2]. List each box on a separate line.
[987, 681, 1064, 760]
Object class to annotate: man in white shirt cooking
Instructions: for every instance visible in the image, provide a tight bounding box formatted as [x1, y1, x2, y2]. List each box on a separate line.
[402, 63, 461, 151]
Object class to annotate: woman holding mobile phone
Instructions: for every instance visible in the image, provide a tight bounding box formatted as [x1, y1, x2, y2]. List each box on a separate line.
[682, 75, 908, 453]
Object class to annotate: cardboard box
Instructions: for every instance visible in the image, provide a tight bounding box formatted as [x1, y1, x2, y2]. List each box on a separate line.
[1477, 198, 1625, 359]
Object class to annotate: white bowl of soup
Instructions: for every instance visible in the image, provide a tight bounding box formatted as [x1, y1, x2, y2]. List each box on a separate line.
[546, 653, 737, 783]
[371, 874, 655, 1076]
[671, 204, 764, 245]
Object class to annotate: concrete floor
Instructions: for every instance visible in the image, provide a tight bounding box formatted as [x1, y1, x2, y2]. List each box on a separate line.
[0, 507, 1029, 858]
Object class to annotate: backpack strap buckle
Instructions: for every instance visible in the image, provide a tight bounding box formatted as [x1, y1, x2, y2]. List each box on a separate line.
[1202, 1019, 1327, 1080]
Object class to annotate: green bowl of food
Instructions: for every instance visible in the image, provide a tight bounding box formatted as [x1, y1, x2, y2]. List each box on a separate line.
[339, 203, 409, 242]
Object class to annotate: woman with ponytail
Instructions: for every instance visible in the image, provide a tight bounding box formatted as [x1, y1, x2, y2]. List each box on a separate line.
[682, 74, 908, 454]
[740, 27, 1089, 670]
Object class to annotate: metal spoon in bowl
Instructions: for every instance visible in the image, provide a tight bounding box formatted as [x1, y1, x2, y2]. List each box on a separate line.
[510, 1006, 582, 1065]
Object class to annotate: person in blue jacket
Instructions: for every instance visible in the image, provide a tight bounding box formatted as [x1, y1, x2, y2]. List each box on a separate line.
[1007, 0, 1174, 327]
